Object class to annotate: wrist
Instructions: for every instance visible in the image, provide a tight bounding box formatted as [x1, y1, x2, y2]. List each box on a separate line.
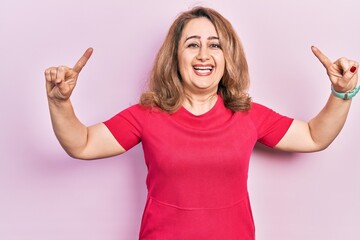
[48, 97, 72, 108]
[331, 85, 360, 100]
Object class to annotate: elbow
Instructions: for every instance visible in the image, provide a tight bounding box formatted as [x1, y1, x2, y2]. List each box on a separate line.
[312, 140, 333, 152]
[65, 150, 84, 160]
[64, 148, 116, 160]
[68, 153, 89, 160]
[314, 145, 329, 152]
[59, 140, 99, 161]
[69, 152, 97, 160]
[64, 148, 94, 160]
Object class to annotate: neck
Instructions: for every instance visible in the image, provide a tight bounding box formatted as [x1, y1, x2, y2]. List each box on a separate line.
[182, 92, 218, 115]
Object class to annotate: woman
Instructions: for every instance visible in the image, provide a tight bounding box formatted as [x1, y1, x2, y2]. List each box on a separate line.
[45, 6, 358, 240]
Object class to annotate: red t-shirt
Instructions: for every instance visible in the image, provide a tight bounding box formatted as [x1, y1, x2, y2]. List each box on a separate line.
[104, 96, 293, 240]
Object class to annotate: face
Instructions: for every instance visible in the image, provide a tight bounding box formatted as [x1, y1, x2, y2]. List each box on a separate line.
[177, 17, 225, 96]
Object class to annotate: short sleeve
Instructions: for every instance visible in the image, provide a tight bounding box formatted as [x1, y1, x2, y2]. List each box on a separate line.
[103, 104, 146, 151]
[250, 103, 294, 148]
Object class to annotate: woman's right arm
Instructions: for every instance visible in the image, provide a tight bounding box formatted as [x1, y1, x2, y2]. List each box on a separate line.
[45, 48, 125, 160]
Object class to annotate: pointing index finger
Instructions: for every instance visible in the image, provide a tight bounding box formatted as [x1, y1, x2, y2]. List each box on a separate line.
[73, 48, 93, 73]
[311, 46, 332, 69]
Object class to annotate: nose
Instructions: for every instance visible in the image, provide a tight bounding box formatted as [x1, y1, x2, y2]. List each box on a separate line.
[196, 46, 210, 61]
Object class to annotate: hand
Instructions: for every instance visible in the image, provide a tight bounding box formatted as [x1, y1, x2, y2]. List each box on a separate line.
[312, 46, 358, 93]
[45, 48, 93, 101]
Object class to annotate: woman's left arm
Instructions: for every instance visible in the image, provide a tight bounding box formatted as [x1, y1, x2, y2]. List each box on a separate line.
[275, 46, 358, 152]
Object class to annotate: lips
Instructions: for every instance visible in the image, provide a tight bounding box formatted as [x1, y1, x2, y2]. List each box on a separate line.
[193, 64, 214, 76]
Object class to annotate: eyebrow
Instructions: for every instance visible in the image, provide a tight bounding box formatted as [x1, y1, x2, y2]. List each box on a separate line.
[185, 35, 219, 42]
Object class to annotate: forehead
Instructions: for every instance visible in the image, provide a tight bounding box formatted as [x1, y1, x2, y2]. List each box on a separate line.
[181, 17, 218, 39]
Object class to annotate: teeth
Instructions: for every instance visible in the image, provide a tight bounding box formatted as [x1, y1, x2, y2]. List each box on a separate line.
[194, 66, 213, 71]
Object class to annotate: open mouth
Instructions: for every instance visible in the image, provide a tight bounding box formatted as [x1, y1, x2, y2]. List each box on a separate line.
[193, 65, 214, 75]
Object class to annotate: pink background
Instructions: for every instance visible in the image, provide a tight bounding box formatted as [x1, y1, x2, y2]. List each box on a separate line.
[1, 0, 359, 239]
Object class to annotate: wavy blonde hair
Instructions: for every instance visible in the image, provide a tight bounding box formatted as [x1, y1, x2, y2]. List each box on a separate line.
[140, 6, 251, 112]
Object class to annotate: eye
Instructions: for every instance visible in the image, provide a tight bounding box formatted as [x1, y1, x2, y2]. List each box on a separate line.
[187, 43, 199, 48]
[209, 43, 221, 49]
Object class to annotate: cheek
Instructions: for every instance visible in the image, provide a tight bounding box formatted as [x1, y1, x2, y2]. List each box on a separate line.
[178, 60, 190, 80]
[216, 57, 225, 74]
[177, 58, 185, 75]
[179, 57, 193, 73]
[213, 52, 225, 65]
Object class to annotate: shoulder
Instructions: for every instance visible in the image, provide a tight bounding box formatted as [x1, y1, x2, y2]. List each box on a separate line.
[247, 101, 292, 125]
[246, 102, 273, 117]
[119, 103, 160, 116]
[111, 104, 171, 124]
[103, 104, 163, 134]
[250, 102, 268, 111]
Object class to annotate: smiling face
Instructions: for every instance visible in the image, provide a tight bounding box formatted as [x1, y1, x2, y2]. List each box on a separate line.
[177, 17, 225, 96]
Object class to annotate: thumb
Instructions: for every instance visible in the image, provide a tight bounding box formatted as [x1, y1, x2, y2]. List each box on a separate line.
[73, 48, 93, 73]
[55, 77, 71, 97]
[56, 66, 69, 93]
[54, 67, 72, 97]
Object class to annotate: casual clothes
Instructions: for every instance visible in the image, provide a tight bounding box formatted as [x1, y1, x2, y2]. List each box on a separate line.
[104, 95, 293, 239]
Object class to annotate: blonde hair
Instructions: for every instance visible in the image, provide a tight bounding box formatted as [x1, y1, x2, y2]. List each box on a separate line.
[140, 6, 251, 112]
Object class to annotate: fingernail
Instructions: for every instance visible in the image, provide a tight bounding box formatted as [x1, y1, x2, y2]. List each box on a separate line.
[350, 66, 357, 73]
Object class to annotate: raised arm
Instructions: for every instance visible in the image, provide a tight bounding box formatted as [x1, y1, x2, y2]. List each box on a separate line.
[45, 48, 125, 159]
[275, 46, 358, 152]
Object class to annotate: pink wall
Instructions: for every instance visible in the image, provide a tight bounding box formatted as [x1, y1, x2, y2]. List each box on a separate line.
[1, 0, 359, 239]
